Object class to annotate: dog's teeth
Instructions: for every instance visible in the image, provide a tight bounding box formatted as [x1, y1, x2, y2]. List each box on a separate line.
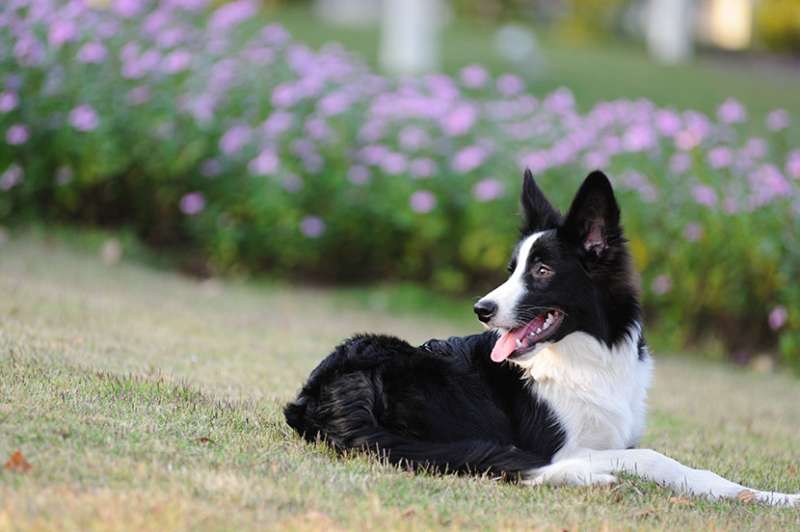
[515, 338, 523, 348]
[535, 328, 541, 334]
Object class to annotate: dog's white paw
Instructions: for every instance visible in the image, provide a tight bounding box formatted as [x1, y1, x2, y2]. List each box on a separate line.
[752, 491, 800, 507]
[522, 458, 617, 487]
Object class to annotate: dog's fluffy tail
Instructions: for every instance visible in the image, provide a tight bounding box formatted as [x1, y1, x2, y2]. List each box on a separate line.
[284, 362, 546, 478]
[285, 397, 544, 477]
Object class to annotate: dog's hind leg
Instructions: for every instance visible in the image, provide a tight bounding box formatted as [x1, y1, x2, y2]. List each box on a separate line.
[530, 448, 799, 506]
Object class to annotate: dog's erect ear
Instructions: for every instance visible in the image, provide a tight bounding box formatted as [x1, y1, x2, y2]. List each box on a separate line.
[560, 171, 621, 258]
[520, 169, 561, 233]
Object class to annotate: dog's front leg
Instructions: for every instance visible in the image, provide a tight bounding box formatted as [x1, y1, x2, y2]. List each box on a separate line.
[578, 448, 799, 506]
[521, 456, 618, 487]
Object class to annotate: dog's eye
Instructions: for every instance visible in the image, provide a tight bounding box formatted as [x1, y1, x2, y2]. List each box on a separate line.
[533, 263, 554, 278]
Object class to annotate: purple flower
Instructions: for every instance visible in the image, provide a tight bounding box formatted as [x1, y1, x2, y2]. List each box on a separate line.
[304, 117, 331, 142]
[6, 124, 29, 145]
[583, 151, 609, 169]
[14, 36, 45, 67]
[496, 74, 524, 96]
[0, 164, 23, 191]
[518, 151, 550, 174]
[77, 42, 107, 64]
[272, 83, 299, 108]
[380, 152, 407, 175]
[768, 305, 788, 331]
[460, 65, 489, 88]
[347, 165, 370, 185]
[651, 274, 672, 295]
[0, 92, 18, 113]
[398, 126, 430, 151]
[219, 124, 251, 155]
[318, 91, 351, 116]
[786, 150, 800, 179]
[156, 28, 187, 49]
[409, 158, 437, 179]
[472, 178, 504, 202]
[452, 145, 488, 173]
[409, 190, 436, 213]
[544, 88, 575, 114]
[707, 146, 733, 169]
[622, 124, 656, 152]
[691, 185, 717, 207]
[209, 0, 258, 32]
[263, 111, 294, 138]
[669, 152, 691, 174]
[655, 110, 682, 136]
[441, 104, 477, 136]
[620, 171, 659, 203]
[300, 215, 325, 238]
[674, 129, 701, 151]
[163, 50, 192, 73]
[122, 49, 161, 79]
[743, 137, 768, 159]
[113, 0, 145, 18]
[69, 105, 99, 132]
[748, 164, 791, 207]
[717, 98, 746, 124]
[359, 144, 390, 165]
[179, 192, 205, 215]
[248, 148, 279, 175]
[48, 19, 77, 47]
[766, 109, 789, 131]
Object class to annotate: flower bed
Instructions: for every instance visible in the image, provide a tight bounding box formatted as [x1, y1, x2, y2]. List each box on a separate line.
[1, 0, 799, 368]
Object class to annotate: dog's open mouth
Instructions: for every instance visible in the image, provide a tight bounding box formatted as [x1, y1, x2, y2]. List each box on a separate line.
[490, 309, 565, 363]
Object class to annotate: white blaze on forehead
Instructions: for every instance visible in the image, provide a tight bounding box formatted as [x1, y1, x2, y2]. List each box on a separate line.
[481, 232, 543, 327]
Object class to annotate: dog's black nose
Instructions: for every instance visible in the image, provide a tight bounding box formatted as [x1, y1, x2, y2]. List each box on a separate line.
[473, 300, 497, 323]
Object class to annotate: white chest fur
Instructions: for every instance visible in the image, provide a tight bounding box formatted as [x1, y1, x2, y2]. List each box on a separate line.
[513, 326, 653, 461]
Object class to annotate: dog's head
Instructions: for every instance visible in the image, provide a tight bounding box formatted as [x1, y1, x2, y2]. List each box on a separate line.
[475, 170, 640, 363]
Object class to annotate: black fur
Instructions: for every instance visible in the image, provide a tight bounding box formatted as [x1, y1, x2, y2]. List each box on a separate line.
[285, 170, 642, 479]
[285, 332, 564, 477]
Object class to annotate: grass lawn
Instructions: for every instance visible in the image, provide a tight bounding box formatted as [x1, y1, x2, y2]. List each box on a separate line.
[1, 232, 800, 530]
[269, 5, 800, 121]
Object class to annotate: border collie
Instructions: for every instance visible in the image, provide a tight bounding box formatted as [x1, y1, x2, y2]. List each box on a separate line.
[285, 170, 798, 506]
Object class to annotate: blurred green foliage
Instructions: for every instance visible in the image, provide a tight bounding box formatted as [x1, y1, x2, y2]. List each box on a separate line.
[2, 0, 800, 372]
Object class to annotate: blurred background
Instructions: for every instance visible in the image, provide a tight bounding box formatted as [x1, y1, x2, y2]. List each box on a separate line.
[1, 0, 799, 372]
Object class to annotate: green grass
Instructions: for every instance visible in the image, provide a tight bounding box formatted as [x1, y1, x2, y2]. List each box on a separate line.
[268, 5, 800, 120]
[2, 232, 800, 530]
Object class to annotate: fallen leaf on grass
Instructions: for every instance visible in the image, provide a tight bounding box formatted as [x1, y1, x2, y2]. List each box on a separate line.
[788, 464, 797, 478]
[195, 436, 214, 445]
[737, 490, 756, 503]
[633, 507, 657, 519]
[668, 496, 693, 506]
[4, 450, 31, 473]
[401, 507, 416, 519]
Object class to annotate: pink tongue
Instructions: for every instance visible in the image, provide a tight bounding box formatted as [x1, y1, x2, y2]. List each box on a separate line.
[490, 328, 527, 363]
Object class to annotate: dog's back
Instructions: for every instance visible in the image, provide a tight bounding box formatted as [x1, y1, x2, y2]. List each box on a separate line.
[284, 332, 563, 477]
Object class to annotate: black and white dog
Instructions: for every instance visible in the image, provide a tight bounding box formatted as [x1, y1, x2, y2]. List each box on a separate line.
[285, 170, 798, 506]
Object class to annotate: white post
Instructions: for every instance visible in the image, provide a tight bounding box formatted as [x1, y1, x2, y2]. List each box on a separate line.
[380, 0, 442, 75]
[646, 0, 693, 64]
